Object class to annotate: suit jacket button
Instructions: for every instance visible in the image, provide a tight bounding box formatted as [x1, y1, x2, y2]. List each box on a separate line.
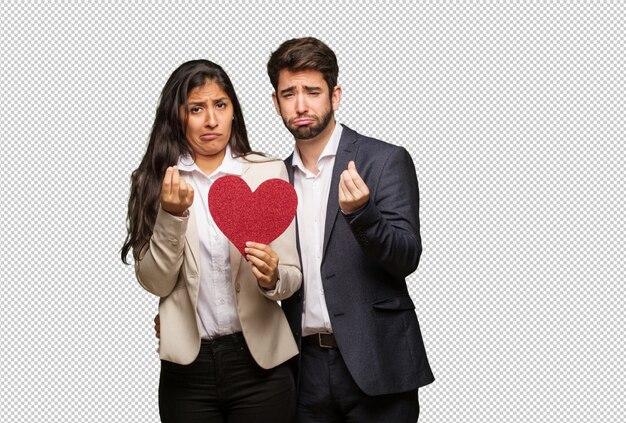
[235, 283, 241, 293]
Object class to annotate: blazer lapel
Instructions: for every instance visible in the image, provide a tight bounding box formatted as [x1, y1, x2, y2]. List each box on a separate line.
[285, 154, 295, 184]
[284, 155, 303, 260]
[185, 202, 201, 306]
[322, 125, 358, 260]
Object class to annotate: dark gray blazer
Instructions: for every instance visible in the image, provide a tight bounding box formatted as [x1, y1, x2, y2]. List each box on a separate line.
[282, 124, 434, 396]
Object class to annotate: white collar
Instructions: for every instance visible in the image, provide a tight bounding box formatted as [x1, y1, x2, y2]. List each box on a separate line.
[177, 145, 244, 178]
[292, 123, 343, 171]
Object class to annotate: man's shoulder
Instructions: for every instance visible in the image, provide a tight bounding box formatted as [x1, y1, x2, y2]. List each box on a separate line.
[341, 125, 405, 154]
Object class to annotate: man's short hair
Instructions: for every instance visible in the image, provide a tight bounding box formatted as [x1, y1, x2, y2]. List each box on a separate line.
[267, 37, 339, 93]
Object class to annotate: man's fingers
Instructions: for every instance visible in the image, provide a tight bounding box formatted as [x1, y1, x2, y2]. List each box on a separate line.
[339, 163, 370, 214]
[347, 160, 359, 179]
[338, 176, 351, 201]
[347, 161, 368, 192]
[342, 170, 361, 197]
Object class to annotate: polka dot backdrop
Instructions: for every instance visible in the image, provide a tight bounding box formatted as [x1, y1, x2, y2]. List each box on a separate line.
[1, 1, 624, 421]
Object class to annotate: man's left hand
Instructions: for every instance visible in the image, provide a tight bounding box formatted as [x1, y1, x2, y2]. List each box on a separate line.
[339, 161, 370, 214]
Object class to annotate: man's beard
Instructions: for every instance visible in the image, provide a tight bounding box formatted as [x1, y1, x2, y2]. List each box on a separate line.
[282, 108, 333, 140]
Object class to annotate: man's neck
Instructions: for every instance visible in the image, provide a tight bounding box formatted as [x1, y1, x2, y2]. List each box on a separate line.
[295, 120, 336, 175]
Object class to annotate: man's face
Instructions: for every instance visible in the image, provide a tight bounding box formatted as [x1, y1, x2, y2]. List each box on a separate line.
[272, 69, 341, 142]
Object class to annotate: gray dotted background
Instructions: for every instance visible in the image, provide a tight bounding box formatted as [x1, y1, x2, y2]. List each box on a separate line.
[1, 1, 624, 421]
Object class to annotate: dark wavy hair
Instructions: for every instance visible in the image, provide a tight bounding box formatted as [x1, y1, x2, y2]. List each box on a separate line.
[267, 37, 339, 93]
[121, 60, 251, 264]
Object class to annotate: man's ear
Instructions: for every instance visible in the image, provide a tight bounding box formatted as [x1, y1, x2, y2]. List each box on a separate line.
[331, 85, 342, 112]
[272, 92, 281, 115]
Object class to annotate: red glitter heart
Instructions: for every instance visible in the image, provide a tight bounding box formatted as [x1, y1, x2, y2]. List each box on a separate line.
[208, 175, 298, 257]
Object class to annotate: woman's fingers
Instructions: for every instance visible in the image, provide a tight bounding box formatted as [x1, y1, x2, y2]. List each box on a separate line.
[161, 166, 193, 216]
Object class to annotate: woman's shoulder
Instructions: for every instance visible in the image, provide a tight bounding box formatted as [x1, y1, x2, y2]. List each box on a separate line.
[239, 152, 278, 162]
[239, 153, 284, 167]
[237, 153, 287, 179]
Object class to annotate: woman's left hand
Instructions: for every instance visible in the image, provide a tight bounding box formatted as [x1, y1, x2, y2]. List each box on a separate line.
[245, 242, 279, 290]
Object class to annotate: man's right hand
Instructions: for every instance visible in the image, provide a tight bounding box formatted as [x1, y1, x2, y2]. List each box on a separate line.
[161, 166, 194, 216]
[154, 314, 160, 339]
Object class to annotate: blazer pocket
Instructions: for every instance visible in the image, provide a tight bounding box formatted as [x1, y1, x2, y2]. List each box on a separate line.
[372, 294, 415, 311]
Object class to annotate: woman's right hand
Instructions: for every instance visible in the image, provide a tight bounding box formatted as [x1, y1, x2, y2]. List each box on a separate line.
[161, 166, 194, 216]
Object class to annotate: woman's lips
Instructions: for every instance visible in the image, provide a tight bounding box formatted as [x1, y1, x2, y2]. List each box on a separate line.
[200, 133, 221, 141]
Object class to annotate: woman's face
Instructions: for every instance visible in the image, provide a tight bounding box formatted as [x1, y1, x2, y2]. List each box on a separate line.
[181, 81, 233, 164]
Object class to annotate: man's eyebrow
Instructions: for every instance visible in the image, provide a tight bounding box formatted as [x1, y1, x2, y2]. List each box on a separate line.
[279, 86, 296, 95]
[279, 85, 322, 95]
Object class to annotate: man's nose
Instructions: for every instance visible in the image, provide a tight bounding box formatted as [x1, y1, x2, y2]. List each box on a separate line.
[295, 94, 308, 114]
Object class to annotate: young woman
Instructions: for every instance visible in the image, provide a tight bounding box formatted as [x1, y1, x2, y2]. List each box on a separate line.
[121, 60, 300, 422]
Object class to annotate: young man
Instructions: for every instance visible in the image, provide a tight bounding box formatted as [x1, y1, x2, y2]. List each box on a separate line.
[268, 37, 434, 422]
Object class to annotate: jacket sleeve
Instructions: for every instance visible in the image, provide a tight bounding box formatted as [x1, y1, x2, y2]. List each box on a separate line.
[258, 162, 302, 301]
[135, 206, 188, 297]
[344, 146, 422, 278]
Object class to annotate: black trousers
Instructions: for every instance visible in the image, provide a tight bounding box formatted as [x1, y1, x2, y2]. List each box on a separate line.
[296, 342, 419, 423]
[159, 333, 296, 423]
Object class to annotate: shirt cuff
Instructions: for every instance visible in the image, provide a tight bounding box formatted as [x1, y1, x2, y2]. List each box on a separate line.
[340, 199, 370, 221]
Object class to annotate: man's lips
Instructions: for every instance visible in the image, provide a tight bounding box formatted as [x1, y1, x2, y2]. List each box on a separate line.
[200, 133, 221, 141]
[292, 118, 316, 126]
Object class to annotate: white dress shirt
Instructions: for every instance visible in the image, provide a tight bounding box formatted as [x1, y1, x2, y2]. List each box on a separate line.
[177, 146, 244, 339]
[292, 124, 343, 336]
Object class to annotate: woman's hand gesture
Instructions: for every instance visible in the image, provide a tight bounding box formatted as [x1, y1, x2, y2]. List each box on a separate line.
[161, 166, 194, 216]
